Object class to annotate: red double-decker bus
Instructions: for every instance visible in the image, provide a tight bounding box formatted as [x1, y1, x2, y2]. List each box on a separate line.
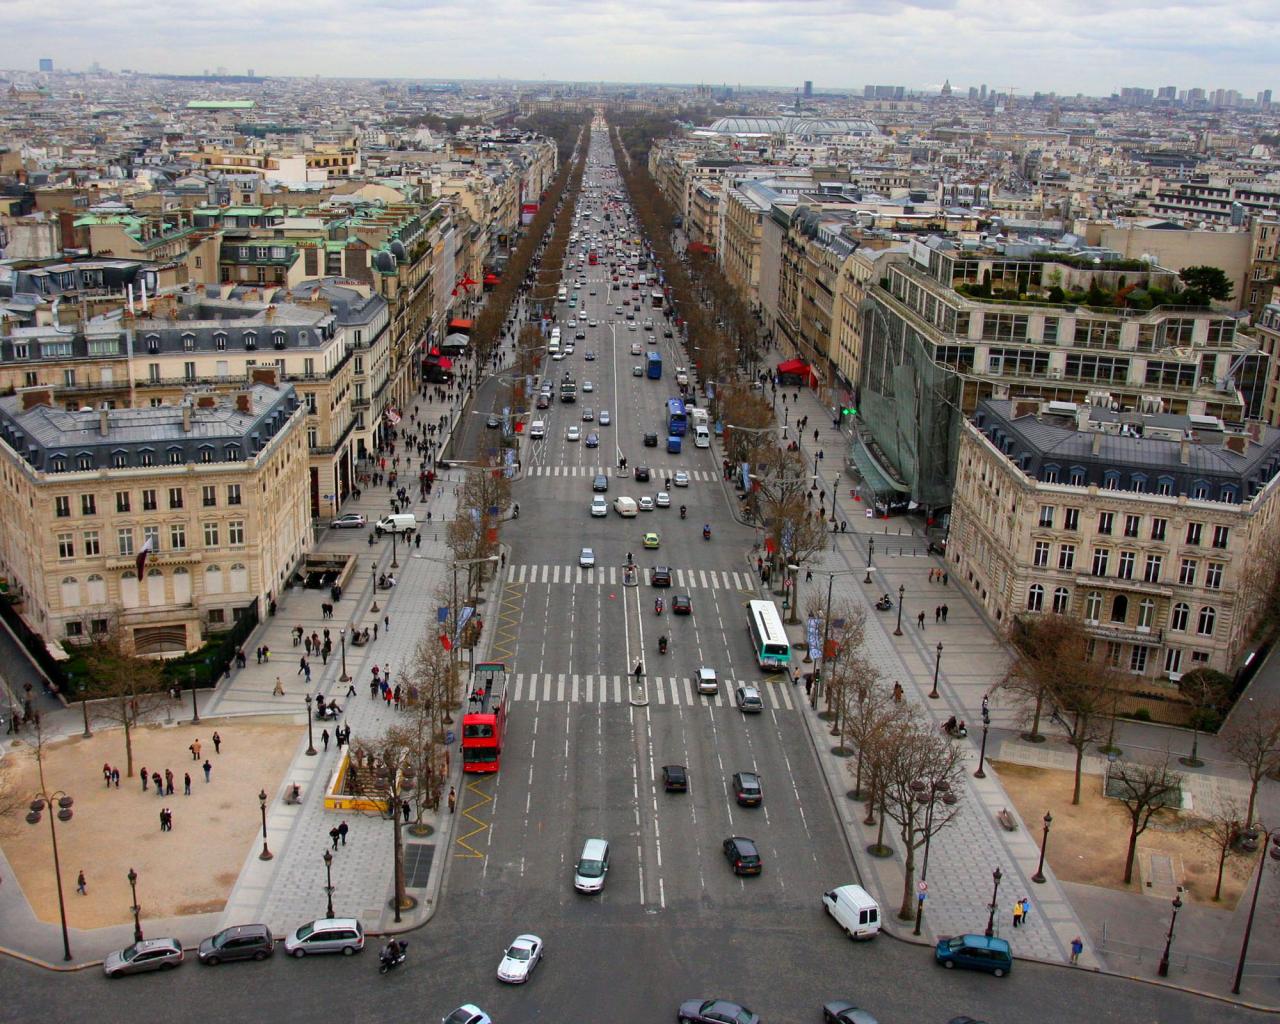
[588, 250, 598, 265]
[461, 662, 508, 773]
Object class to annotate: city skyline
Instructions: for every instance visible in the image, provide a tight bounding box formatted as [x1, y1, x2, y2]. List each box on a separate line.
[3, 0, 1275, 97]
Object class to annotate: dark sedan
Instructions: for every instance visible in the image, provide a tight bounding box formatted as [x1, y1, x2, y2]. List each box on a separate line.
[723, 837, 762, 876]
[662, 764, 688, 792]
[677, 999, 759, 1024]
[672, 594, 692, 615]
[823, 1001, 879, 1024]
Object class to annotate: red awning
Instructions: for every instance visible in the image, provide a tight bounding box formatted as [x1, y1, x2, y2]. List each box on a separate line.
[448, 318, 474, 332]
[777, 359, 818, 386]
[436, 356, 454, 370]
[484, 273, 499, 284]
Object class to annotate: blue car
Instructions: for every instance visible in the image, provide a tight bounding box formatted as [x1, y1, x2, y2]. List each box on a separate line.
[935, 934, 1012, 977]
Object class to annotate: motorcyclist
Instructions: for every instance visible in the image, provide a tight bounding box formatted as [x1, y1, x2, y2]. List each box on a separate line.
[944, 715, 958, 735]
[513, 502, 520, 519]
[655, 597, 663, 614]
[679, 505, 687, 519]
[658, 634, 668, 653]
[382, 938, 406, 962]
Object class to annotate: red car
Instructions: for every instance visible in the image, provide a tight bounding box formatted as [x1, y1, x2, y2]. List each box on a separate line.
[672, 595, 692, 615]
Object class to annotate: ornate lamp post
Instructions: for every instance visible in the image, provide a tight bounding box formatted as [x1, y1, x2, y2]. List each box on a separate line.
[1232, 827, 1280, 994]
[323, 850, 335, 918]
[864, 536, 875, 584]
[985, 866, 1003, 937]
[27, 790, 74, 960]
[127, 867, 143, 943]
[1157, 892, 1184, 977]
[974, 705, 992, 778]
[258, 788, 273, 860]
[339, 627, 351, 683]
[1031, 811, 1053, 884]
[894, 583, 905, 637]
[304, 694, 317, 757]
[929, 642, 943, 700]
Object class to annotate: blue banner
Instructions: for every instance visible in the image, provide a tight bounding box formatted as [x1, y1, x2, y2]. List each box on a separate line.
[806, 615, 822, 663]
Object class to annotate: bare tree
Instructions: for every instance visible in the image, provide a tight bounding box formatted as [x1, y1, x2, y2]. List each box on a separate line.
[1001, 614, 1080, 743]
[401, 631, 456, 823]
[1177, 668, 1230, 768]
[1196, 797, 1244, 901]
[81, 627, 168, 777]
[874, 705, 966, 918]
[347, 724, 422, 922]
[1109, 756, 1184, 885]
[836, 658, 900, 801]
[1221, 700, 1280, 827]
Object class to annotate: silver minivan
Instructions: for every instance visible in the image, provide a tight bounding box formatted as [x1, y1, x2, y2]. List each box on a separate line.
[574, 838, 610, 893]
[696, 667, 719, 695]
[284, 918, 365, 957]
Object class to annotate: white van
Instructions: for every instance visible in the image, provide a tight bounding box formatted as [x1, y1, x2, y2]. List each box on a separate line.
[694, 425, 710, 449]
[375, 513, 417, 535]
[822, 884, 881, 939]
[574, 838, 610, 893]
[613, 496, 638, 518]
[529, 420, 546, 439]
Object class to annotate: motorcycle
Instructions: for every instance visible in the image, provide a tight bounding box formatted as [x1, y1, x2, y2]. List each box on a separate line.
[874, 595, 893, 612]
[378, 941, 408, 975]
[679, 506, 687, 520]
[654, 597, 664, 615]
[658, 635, 668, 655]
[702, 524, 711, 541]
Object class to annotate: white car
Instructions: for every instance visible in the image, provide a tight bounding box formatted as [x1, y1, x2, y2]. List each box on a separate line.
[591, 496, 608, 517]
[655, 491, 671, 508]
[627, 323, 638, 331]
[630, 343, 643, 355]
[673, 471, 690, 487]
[443, 1007, 491, 1024]
[566, 426, 580, 442]
[639, 496, 655, 512]
[497, 934, 543, 984]
[583, 381, 594, 393]
[579, 548, 596, 569]
[552, 351, 566, 361]
[589, 319, 599, 327]
[599, 410, 611, 425]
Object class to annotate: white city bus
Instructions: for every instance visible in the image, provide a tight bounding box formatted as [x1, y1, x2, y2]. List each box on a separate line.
[746, 600, 791, 671]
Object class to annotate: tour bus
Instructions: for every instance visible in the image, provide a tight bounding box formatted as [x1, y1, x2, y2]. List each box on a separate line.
[557, 286, 568, 302]
[746, 600, 791, 671]
[462, 663, 509, 773]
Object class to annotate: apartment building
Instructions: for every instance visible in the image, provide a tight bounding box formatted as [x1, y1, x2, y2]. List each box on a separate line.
[949, 397, 1280, 684]
[858, 235, 1267, 510]
[0, 381, 308, 655]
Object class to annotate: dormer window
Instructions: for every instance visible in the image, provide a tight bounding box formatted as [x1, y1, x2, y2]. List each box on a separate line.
[182, 333, 196, 352]
[145, 334, 160, 354]
[272, 331, 287, 350]
[243, 331, 257, 350]
[214, 332, 227, 351]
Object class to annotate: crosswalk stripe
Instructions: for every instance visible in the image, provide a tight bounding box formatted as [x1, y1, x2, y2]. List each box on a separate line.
[501, 673, 797, 709]
[557, 673, 566, 702]
[525, 466, 716, 481]
[572, 674, 580, 702]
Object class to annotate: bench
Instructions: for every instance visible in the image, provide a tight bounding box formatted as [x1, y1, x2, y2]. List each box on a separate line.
[996, 808, 1018, 832]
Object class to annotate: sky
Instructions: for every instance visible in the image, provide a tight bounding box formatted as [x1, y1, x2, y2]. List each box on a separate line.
[4, 0, 1276, 97]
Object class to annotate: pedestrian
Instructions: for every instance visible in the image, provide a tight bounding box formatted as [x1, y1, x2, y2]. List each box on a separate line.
[183, 772, 191, 795]
[202, 759, 212, 783]
[322, 728, 330, 751]
[256, 646, 263, 665]
[190, 738, 201, 760]
[1070, 936, 1083, 964]
[304, 665, 312, 685]
[370, 678, 379, 700]
[384, 614, 390, 633]
[804, 675, 813, 697]
[935, 605, 941, 623]
[942, 572, 949, 585]
[373, 623, 379, 641]
[262, 644, 270, 662]
[338, 820, 349, 846]
[448, 787, 457, 814]
[401, 799, 411, 823]
[1020, 896, 1031, 922]
[1012, 900, 1024, 928]
[917, 611, 925, 629]
[941, 604, 949, 623]
[929, 568, 935, 583]
[805, 568, 813, 583]
[165, 769, 175, 795]
[152, 772, 163, 794]
[103, 762, 112, 787]
[298, 656, 308, 676]
[212, 731, 221, 754]
[77, 870, 87, 895]
[329, 825, 340, 850]
[111, 767, 120, 788]
[346, 681, 357, 698]
[141, 765, 149, 791]
[159, 808, 167, 832]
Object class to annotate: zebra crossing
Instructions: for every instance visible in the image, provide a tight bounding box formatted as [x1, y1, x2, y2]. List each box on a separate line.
[509, 672, 799, 710]
[506, 564, 755, 590]
[524, 466, 717, 481]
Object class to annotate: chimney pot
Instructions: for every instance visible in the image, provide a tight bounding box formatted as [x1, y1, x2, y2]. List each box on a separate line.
[99, 408, 110, 436]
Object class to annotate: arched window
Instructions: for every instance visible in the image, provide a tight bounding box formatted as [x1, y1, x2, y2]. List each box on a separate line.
[214, 332, 227, 351]
[173, 567, 191, 604]
[60, 576, 80, 608]
[205, 564, 224, 595]
[167, 446, 184, 465]
[1069, 466, 1087, 486]
[1111, 594, 1129, 623]
[229, 562, 249, 593]
[1192, 479, 1210, 500]
[1027, 584, 1044, 612]
[146, 568, 165, 605]
[1103, 470, 1122, 490]
[243, 331, 257, 350]
[86, 573, 106, 604]
[112, 449, 129, 469]
[1197, 606, 1217, 637]
[1157, 475, 1175, 496]
[1170, 602, 1189, 632]
[120, 570, 140, 609]
[1041, 464, 1059, 484]
[1052, 586, 1070, 614]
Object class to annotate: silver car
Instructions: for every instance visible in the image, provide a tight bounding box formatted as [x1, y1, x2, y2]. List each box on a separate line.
[736, 685, 764, 713]
[580, 547, 596, 568]
[104, 938, 184, 977]
[284, 918, 365, 957]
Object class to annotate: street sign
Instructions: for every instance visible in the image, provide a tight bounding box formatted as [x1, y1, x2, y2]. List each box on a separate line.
[918, 880, 928, 893]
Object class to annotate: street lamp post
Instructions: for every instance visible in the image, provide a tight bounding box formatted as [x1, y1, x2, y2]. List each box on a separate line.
[190, 669, 200, 724]
[339, 627, 351, 683]
[985, 866, 1003, 937]
[1157, 892, 1184, 977]
[864, 536, 875, 584]
[1031, 811, 1053, 883]
[127, 867, 142, 943]
[929, 642, 943, 700]
[304, 694, 317, 757]
[27, 790, 74, 960]
[974, 705, 991, 778]
[1232, 826, 1280, 993]
[894, 583, 905, 636]
[390, 529, 399, 570]
[258, 788, 273, 860]
[323, 850, 335, 918]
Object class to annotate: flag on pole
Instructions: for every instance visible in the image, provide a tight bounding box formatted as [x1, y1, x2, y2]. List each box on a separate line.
[439, 633, 453, 652]
[136, 534, 155, 577]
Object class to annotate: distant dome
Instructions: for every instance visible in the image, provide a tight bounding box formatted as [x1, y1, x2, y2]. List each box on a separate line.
[373, 250, 398, 274]
[389, 239, 408, 260]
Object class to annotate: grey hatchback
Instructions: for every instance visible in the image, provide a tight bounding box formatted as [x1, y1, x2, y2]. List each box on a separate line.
[103, 938, 184, 977]
[198, 923, 274, 965]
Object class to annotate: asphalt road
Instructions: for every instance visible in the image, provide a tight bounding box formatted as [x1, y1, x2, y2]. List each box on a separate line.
[0, 130, 1269, 1024]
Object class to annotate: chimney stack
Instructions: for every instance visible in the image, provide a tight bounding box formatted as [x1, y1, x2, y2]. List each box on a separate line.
[235, 391, 253, 414]
[181, 402, 192, 433]
[99, 408, 110, 436]
[19, 387, 54, 411]
[1180, 439, 1191, 465]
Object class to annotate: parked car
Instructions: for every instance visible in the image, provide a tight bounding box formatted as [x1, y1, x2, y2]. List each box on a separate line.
[284, 918, 365, 957]
[823, 1001, 880, 1024]
[329, 513, 367, 529]
[197, 923, 274, 965]
[935, 934, 1013, 977]
[443, 1007, 492, 1024]
[678, 1000, 759, 1024]
[104, 938, 184, 977]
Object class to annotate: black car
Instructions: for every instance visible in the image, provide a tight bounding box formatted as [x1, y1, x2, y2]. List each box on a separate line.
[678, 1000, 759, 1024]
[643, 433, 658, 448]
[650, 566, 672, 587]
[592, 474, 609, 492]
[198, 924, 275, 965]
[672, 594, 692, 615]
[664, 328, 673, 338]
[732, 771, 762, 807]
[662, 765, 688, 792]
[823, 1002, 879, 1024]
[723, 836, 762, 875]
[635, 466, 651, 481]
[486, 414, 501, 429]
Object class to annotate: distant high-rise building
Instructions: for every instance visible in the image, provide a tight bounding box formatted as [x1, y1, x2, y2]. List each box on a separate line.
[1157, 85, 1176, 101]
[864, 84, 905, 101]
[1260, 89, 1273, 107]
[38, 58, 53, 72]
[247, 68, 255, 78]
[803, 80, 813, 98]
[941, 79, 952, 97]
[980, 84, 988, 100]
[968, 86, 978, 101]
[1187, 87, 1206, 104]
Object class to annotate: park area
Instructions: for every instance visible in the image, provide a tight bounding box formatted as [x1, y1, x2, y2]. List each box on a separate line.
[993, 760, 1258, 908]
[2, 717, 301, 929]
